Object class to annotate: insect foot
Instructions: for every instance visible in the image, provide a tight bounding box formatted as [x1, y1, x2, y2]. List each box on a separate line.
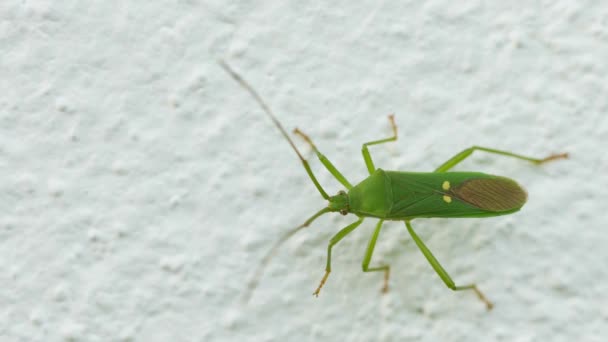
[381, 268, 390, 294]
[537, 152, 569, 164]
[472, 286, 494, 311]
[313, 270, 330, 297]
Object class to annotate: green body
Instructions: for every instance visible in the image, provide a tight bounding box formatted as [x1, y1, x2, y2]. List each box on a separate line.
[347, 170, 527, 220]
[220, 60, 566, 310]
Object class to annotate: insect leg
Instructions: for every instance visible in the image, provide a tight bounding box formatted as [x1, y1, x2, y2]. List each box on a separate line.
[362, 220, 391, 293]
[405, 220, 494, 310]
[293, 128, 353, 189]
[434, 146, 568, 172]
[313, 218, 364, 297]
[361, 115, 398, 174]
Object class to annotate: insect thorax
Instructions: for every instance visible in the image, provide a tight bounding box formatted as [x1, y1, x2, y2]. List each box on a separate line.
[347, 169, 392, 218]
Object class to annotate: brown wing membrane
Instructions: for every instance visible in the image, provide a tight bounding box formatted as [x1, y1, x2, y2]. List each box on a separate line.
[451, 177, 528, 212]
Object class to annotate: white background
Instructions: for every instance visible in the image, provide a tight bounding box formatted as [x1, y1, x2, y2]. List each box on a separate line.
[2, 1, 607, 341]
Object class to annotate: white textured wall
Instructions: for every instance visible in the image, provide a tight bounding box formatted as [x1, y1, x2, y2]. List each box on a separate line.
[2, 1, 607, 341]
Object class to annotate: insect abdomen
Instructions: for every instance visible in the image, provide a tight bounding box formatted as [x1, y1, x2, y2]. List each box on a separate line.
[384, 171, 528, 219]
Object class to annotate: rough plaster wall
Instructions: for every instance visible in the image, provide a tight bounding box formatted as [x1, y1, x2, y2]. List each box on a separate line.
[1, 1, 607, 341]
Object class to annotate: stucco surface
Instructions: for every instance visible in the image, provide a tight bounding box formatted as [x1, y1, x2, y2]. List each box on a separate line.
[1, 1, 607, 341]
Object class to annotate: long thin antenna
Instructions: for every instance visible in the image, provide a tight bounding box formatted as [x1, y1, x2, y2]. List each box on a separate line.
[218, 60, 329, 199]
[218, 60, 306, 161]
[219, 60, 335, 301]
[241, 207, 331, 303]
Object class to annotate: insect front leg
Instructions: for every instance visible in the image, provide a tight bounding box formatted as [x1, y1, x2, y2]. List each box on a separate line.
[434, 145, 568, 172]
[242, 207, 331, 303]
[405, 220, 494, 310]
[362, 220, 391, 293]
[293, 128, 353, 189]
[313, 218, 364, 297]
[361, 114, 398, 174]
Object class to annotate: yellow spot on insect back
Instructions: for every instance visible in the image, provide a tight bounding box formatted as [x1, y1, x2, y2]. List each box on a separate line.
[442, 181, 450, 190]
[443, 195, 452, 203]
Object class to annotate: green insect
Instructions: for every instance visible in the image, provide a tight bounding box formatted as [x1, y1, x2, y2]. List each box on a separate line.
[220, 61, 567, 310]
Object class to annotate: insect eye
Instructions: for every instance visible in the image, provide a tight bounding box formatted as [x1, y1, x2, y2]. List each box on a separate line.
[339, 209, 348, 215]
[338, 190, 346, 195]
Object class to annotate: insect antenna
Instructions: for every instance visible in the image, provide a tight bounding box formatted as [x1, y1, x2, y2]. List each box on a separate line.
[218, 61, 306, 161]
[219, 60, 336, 301]
[241, 207, 331, 303]
[218, 60, 329, 199]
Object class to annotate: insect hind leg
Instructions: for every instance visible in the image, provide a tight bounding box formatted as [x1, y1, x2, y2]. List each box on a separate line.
[405, 220, 494, 310]
[434, 146, 568, 172]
